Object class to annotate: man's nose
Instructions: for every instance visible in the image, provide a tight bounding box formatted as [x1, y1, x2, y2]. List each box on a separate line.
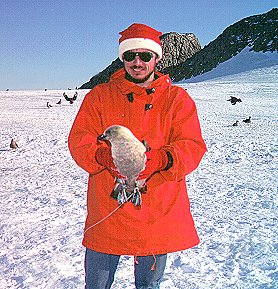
[133, 56, 142, 64]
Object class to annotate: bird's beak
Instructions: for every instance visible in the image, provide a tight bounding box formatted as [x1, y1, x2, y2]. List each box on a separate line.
[97, 133, 106, 141]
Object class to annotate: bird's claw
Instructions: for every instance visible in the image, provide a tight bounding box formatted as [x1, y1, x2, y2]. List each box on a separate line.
[116, 188, 142, 207]
[117, 188, 128, 205]
[131, 187, 142, 206]
[112, 180, 144, 207]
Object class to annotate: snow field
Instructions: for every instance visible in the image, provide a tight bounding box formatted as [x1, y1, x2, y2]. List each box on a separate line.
[0, 65, 277, 288]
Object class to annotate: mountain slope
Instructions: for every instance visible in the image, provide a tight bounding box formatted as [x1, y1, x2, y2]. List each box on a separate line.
[165, 8, 278, 82]
[181, 48, 278, 83]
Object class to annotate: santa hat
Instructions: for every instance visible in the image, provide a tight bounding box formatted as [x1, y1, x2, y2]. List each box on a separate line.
[119, 23, 163, 61]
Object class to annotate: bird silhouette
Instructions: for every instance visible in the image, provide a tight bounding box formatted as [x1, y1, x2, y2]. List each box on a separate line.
[243, 116, 251, 123]
[56, 99, 62, 105]
[63, 92, 78, 104]
[227, 96, 242, 105]
[232, 120, 239, 126]
[47, 102, 52, 108]
[10, 139, 19, 149]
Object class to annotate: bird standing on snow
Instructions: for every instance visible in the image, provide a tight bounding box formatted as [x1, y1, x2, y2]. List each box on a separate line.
[63, 91, 78, 104]
[10, 139, 18, 149]
[47, 102, 52, 108]
[227, 96, 242, 105]
[232, 120, 239, 126]
[243, 116, 251, 123]
[97, 125, 147, 206]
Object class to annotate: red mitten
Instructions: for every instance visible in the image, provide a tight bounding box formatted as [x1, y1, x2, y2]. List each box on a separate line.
[95, 147, 124, 179]
[137, 149, 168, 180]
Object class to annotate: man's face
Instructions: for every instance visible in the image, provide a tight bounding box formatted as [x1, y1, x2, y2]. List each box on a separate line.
[123, 49, 158, 83]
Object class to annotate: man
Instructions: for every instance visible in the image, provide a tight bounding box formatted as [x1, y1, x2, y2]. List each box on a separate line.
[68, 23, 207, 289]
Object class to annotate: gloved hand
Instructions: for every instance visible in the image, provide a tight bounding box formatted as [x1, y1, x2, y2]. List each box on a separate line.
[95, 147, 125, 179]
[137, 149, 168, 180]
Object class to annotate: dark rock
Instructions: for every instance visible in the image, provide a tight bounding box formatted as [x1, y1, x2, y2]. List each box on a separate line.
[157, 32, 201, 70]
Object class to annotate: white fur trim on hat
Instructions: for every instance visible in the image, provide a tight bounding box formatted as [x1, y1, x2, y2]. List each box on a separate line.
[119, 38, 162, 61]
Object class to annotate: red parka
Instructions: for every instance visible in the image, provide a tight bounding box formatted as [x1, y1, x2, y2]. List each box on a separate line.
[68, 68, 207, 256]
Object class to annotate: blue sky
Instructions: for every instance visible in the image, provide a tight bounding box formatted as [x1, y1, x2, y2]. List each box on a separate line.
[0, 0, 277, 90]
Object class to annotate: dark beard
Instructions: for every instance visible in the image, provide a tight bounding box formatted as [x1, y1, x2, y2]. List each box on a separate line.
[125, 68, 155, 84]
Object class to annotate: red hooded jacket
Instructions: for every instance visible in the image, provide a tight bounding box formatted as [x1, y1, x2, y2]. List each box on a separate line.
[68, 68, 207, 256]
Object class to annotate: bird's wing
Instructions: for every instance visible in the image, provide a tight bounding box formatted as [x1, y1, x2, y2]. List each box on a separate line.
[63, 94, 70, 101]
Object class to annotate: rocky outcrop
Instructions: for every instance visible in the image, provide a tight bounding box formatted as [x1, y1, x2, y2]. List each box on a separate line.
[80, 32, 201, 89]
[157, 32, 201, 70]
[164, 8, 278, 82]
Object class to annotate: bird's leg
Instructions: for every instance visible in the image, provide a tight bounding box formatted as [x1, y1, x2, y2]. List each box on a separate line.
[131, 186, 142, 206]
[117, 181, 129, 205]
[117, 190, 126, 205]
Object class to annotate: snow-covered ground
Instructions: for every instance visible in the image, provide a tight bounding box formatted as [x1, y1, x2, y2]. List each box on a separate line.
[0, 65, 277, 289]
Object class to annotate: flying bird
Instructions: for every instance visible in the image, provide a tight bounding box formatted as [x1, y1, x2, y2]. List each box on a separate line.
[227, 96, 242, 105]
[243, 116, 251, 123]
[63, 91, 78, 104]
[97, 125, 147, 206]
[47, 102, 52, 108]
[56, 99, 62, 105]
[10, 139, 19, 149]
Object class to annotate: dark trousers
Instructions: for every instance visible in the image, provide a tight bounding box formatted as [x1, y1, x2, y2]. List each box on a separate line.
[85, 248, 167, 289]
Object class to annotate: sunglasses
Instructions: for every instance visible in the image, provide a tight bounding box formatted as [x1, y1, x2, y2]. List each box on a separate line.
[123, 51, 155, 62]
